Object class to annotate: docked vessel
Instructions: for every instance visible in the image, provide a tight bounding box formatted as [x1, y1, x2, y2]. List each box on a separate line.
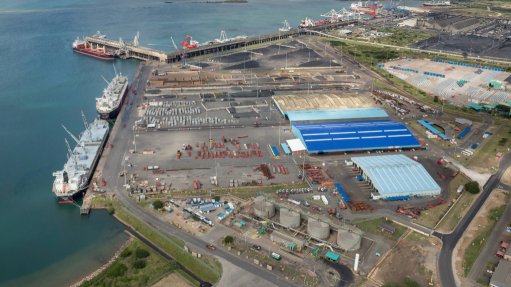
[96, 71, 129, 120]
[298, 17, 330, 28]
[423, 0, 451, 6]
[72, 32, 117, 61]
[52, 113, 110, 203]
[350, 1, 382, 16]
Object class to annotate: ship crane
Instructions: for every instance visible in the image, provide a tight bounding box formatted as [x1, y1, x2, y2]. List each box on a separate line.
[81, 111, 92, 141]
[62, 125, 86, 152]
[64, 138, 76, 167]
[171, 36, 186, 64]
[132, 32, 140, 47]
[279, 20, 291, 32]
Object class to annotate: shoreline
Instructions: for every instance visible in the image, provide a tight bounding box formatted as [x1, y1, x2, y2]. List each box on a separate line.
[69, 235, 133, 287]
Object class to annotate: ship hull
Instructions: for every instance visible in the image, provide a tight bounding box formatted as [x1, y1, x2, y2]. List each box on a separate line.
[73, 48, 116, 61]
[53, 120, 110, 204]
[97, 84, 129, 120]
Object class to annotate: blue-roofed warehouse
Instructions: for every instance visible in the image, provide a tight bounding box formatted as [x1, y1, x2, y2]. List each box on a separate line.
[292, 120, 421, 154]
[351, 155, 441, 200]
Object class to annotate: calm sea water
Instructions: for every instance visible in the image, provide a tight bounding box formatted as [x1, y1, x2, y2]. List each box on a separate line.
[0, 0, 420, 285]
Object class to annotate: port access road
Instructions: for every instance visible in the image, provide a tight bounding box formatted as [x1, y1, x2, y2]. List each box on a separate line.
[101, 63, 299, 287]
[434, 153, 511, 287]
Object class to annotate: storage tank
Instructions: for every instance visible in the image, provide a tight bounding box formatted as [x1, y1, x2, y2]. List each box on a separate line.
[279, 208, 300, 228]
[253, 196, 275, 218]
[307, 218, 330, 239]
[337, 227, 362, 251]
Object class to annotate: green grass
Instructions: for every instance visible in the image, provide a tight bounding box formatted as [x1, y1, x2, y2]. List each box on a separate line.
[176, 269, 200, 287]
[436, 192, 477, 233]
[353, 217, 407, 241]
[375, 28, 436, 47]
[467, 125, 511, 171]
[417, 174, 471, 229]
[112, 201, 222, 284]
[81, 239, 176, 287]
[463, 204, 507, 276]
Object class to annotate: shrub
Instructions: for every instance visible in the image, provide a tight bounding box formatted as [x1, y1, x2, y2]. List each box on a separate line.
[213, 195, 221, 202]
[152, 200, 164, 210]
[106, 262, 127, 278]
[135, 248, 150, 259]
[464, 181, 480, 194]
[120, 249, 132, 258]
[132, 260, 147, 269]
[223, 235, 234, 245]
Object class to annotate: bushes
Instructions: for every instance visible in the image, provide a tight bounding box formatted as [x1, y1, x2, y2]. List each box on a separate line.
[464, 181, 480, 194]
[106, 262, 127, 278]
[132, 260, 147, 269]
[135, 248, 150, 259]
[152, 200, 164, 210]
[223, 235, 234, 245]
[120, 249, 132, 258]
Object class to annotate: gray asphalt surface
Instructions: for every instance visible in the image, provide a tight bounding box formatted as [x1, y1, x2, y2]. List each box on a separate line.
[105, 63, 299, 287]
[434, 153, 511, 287]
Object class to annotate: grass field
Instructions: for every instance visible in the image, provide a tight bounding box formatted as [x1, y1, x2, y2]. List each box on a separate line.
[376, 28, 436, 47]
[81, 239, 176, 287]
[463, 204, 507, 276]
[416, 174, 471, 229]
[467, 124, 511, 172]
[436, 192, 478, 233]
[354, 217, 407, 241]
[112, 201, 222, 284]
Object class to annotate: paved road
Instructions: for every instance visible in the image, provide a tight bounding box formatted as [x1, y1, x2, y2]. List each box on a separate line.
[103, 63, 300, 287]
[434, 153, 511, 287]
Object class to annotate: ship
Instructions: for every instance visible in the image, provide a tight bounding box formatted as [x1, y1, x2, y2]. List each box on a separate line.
[72, 32, 117, 61]
[423, 0, 451, 6]
[279, 20, 292, 32]
[350, 1, 383, 16]
[52, 113, 110, 203]
[298, 17, 330, 28]
[96, 69, 129, 120]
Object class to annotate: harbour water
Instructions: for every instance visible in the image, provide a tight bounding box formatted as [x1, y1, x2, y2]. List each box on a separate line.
[0, 0, 421, 285]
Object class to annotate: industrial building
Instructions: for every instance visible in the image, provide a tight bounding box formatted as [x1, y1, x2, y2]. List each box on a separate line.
[292, 120, 421, 154]
[273, 94, 388, 122]
[352, 154, 441, 200]
[491, 260, 511, 287]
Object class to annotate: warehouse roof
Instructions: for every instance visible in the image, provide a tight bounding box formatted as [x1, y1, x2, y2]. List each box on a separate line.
[351, 155, 441, 198]
[292, 120, 420, 153]
[491, 260, 511, 287]
[273, 94, 388, 121]
[286, 108, 388, 122]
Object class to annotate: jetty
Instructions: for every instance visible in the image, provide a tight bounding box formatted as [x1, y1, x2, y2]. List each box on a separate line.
[84, 21, 357, 63]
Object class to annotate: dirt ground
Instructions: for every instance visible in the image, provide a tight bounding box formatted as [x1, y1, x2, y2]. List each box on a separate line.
[152, 272, 193, 287]
[453, 189, 508, 286]
[502, 167, 511, 186]
[369, 232, 440, 286]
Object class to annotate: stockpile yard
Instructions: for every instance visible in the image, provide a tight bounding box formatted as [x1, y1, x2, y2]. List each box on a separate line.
[382, 58, 511, 106]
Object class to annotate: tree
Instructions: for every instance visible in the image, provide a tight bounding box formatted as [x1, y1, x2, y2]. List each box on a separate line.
[213, 195, 221, 202]
[135, 248, 150, 259]
[132, 260, 147, 269]
[152, 200, 164, 210]
[223, 235, 234, 245]
[465, 181, 480, 194]
[120, 249, 132, 258]
[106, 262, 127, 278]
[434, 95, 440, 103]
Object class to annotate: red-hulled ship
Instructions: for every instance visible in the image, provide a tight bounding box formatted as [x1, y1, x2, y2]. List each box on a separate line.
[72, 38, 117, 61]
[350, 1, 383, 16]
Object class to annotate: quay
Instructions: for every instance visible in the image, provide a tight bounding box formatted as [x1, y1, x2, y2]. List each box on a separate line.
[85, 21, 357, 63]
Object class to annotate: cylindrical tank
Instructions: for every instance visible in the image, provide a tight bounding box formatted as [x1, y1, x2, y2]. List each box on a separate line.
[337, 228, 362, 251]
[253, 196, 275, 218]
[307, 218, 330, 240]
[279, 208, 300, 228]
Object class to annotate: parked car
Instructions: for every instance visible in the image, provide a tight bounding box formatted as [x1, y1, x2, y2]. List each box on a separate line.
[252, 244, 262, 251]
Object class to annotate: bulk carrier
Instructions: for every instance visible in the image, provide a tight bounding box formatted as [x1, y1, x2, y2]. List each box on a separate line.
[52, 113, 110, 203]
[72, 32, 117, 61]
[96, 71, 129, 120]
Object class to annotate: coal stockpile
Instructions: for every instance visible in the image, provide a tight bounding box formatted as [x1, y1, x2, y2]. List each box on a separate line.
[217, 51, 251, 63]
[252, 44, 295, 55]
[414, 34, 511, 59]
[224, 60, 260, 70]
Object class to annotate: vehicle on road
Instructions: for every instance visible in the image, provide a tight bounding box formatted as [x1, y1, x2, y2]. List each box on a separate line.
[271, 252, 282, 261]
[206, 244, 216, 251]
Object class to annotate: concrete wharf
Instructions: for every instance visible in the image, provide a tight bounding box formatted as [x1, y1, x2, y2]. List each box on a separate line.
[85, 21, 357, 63]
